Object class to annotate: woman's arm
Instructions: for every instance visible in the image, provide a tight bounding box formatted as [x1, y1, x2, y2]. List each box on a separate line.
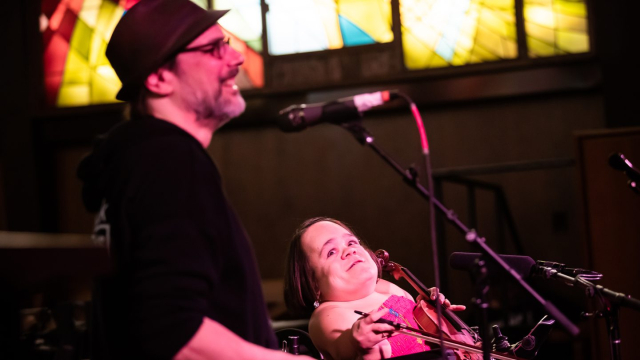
[309, 306, 396, 360]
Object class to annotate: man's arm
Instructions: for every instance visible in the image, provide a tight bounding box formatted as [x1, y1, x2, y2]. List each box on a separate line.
[174, 317, 312, 360]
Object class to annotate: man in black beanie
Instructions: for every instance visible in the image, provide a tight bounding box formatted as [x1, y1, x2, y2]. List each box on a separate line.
[77, 1, 310, 359]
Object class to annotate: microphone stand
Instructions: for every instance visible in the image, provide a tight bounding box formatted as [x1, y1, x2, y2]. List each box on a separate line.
[538, 266, 640, 360]
[339, 121, 580, 359]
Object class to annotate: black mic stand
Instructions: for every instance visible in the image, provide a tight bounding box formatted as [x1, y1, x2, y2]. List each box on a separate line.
[339, 121, 579, 360]
[538, 266, 640, 360]
[469, 257, 492, 360]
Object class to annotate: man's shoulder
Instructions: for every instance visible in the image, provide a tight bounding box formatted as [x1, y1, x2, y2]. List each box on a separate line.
[107, 119, 208, 166]
[113, 118, 200, 150]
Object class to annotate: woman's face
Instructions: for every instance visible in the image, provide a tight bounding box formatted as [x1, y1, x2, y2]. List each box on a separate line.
[301, 221, 378, 302]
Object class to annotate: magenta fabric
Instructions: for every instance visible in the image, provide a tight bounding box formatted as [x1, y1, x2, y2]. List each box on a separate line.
[378, 295, 431, 357]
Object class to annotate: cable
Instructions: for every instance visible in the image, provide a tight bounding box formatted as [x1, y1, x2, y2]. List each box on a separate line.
[397, 92, 446, 359]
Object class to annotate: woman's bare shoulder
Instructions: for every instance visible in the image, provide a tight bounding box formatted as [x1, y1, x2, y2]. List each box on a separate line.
[311, 303, 357, 326]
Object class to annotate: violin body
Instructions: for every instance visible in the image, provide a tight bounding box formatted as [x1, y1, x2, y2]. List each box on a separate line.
[375, 249, 482, 360]
[374, 249, 552, 360]
[413, 300, 482, 360]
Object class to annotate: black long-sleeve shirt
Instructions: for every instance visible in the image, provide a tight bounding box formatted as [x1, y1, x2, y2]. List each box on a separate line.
[78, 116, 277, 359]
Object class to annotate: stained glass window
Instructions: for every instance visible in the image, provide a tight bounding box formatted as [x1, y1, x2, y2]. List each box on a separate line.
[524, 0, 589, 57]
[42, 0, 590, 107]
[265, 0, 394, 55]
[213, 0, 265, 88]
[400, 0, 519, 70]
[41, 0, 139, 107]
[41, 0, 263, 108]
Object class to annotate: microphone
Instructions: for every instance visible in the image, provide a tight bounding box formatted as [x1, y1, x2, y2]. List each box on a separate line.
[533, 260, 603, 280]
[449, 252, 602, 281]
[449, 252, 536, 278]
[608, 152, 640, 182]
[277, 91, 397, 132]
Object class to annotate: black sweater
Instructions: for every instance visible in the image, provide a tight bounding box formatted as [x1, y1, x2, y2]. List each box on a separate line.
[78, 116, 277, 359]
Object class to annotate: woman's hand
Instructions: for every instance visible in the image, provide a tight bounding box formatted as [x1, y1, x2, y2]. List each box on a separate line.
[351, 308, 395, 358]
[421, 288, 466, 311]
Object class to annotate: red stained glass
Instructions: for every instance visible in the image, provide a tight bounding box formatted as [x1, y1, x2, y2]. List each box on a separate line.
[43, 33, 69, 106]
[57, 9, 78, 42]
[48, 2, 67, 31]
[66, 0, 85, 14]
[44, 33, 69, 80]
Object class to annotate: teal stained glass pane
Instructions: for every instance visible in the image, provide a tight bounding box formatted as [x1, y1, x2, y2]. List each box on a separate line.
[339, 15, 376, 46]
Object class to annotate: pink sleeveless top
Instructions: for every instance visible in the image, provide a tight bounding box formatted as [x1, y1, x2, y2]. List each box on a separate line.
[378, 295, 431, 357]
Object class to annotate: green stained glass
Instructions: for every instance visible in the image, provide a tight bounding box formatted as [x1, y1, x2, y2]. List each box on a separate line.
[524, 0, 590, 57]
[69, 18, 92, 61]
[62, 48, 90, 84]
[401, 0, 518, 70]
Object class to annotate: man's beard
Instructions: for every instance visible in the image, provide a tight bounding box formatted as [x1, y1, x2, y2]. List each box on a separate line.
[183, 85, 246, 124]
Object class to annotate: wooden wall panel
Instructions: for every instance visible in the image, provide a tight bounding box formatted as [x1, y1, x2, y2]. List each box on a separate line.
[575, 127, 640, 360]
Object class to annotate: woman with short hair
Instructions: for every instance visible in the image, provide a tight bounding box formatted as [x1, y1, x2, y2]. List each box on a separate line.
[284, 217, 465, 360]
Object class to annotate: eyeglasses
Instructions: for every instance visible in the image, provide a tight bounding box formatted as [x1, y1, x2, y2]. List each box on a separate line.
[178, 37, 231, 59]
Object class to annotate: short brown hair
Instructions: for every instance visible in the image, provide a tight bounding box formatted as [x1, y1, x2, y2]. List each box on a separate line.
[283, 217, 381, 317]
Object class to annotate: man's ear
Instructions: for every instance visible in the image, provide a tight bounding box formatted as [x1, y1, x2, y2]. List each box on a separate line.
[144, 67, 175, 96]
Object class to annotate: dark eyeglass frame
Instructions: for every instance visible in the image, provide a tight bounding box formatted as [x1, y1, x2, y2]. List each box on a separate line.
[177, 37, 231, 59]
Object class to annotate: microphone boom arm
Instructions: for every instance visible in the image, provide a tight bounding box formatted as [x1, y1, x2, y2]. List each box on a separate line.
[339, 121, 580, 338]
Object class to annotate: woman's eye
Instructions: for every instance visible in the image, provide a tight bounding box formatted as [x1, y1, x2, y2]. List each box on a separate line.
[327, 250, 336, 257]
[348, 240, 359, 246]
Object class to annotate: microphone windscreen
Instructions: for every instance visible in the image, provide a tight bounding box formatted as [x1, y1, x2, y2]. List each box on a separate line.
[449, 252, 536, 278]
[608, 152, 628, 171]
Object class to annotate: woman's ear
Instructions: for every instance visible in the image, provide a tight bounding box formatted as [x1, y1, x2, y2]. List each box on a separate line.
[144, 67, 175, 96]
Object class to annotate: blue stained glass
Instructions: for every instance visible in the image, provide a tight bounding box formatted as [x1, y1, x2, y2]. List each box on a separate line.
[339, 15, 376, 46]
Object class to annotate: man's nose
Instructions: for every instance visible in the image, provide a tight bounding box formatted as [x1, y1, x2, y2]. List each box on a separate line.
[227, 46, 244, 67]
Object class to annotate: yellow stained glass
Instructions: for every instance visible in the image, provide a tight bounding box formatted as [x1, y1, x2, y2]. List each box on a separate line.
[526, 22, 555, 44]
[556, 30, 589, 53]
[338, 0, 393, 43]
[90, 68, 121, 102]
[55, 0, 124, 106]
[63, 49, 91, 84]
[527, 36, 556, 56]
[556, 13, 587, 32]
[553, 1, 586, 16]
[401, 0, 518, 70]
[313, 0, 343, 49]
[524, 0, 590, 57]
[58, 84, 90, 106]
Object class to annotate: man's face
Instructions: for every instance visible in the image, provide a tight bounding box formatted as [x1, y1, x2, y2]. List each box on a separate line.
[171, 24, 245, 125]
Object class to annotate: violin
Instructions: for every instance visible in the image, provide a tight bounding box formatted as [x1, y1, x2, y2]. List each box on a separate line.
[375, 249, 554, 360]
[375, 249, 483, 360]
